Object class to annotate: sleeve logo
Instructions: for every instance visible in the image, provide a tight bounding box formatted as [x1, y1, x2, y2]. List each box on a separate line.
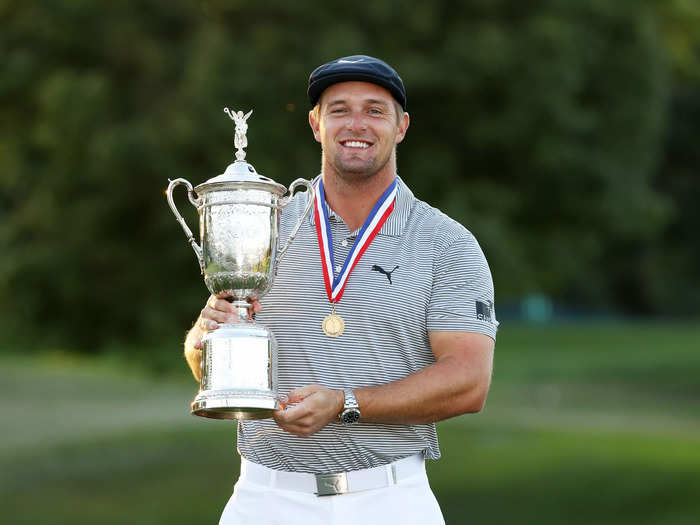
[476, 300, 494, 323]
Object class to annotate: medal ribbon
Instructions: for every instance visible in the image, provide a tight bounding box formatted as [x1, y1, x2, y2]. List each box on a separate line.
[314, 178, 397, 303]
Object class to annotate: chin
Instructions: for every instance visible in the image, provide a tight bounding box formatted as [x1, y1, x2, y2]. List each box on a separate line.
[333, 158, 390, 181]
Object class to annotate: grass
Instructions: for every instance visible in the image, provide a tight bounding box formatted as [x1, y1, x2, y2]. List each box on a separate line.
[2, 321, 699, 524]
[432, 422, 700, 525]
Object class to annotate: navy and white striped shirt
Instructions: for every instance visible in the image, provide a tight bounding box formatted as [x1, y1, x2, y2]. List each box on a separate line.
[237, 176, 498, 473]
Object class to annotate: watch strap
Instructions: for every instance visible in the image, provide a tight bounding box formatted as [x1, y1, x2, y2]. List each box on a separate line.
[343, 389, 359, 410]
[339, 389, 361, 424]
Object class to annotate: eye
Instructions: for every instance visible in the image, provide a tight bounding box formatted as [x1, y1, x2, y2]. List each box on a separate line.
[368, 108, 383, 115]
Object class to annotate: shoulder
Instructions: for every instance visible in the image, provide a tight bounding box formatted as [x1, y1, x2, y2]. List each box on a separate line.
[405, 194, 481, 259]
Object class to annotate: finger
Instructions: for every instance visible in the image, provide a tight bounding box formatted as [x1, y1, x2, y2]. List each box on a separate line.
[247, 298, 263, 313]
[201, 305, 230, 324]
[194, 338, 202, 349]
[209, 296, 236, 313]
[273, 409, 293, 429]
[273, 397, 331, 438]
[199, 315, 219, 331]
[273, 412, 320, 438]
[277, 394, 289, 409]
[286, 384, 321, 404]
[272, 416, 309, 438]
[273, 409, 287, 425]
[274, 402, 310, 424]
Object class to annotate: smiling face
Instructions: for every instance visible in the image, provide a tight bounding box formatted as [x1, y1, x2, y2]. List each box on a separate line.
[309, 81, 409, 185]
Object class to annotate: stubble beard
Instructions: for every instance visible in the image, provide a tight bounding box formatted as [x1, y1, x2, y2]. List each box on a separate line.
[325, 148, 394, 186]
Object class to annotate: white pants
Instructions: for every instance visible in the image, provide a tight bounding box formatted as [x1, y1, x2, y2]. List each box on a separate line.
[219, 455, 445, 525]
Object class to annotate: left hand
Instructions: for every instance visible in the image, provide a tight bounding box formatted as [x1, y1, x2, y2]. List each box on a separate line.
[273, 385, 344, 437]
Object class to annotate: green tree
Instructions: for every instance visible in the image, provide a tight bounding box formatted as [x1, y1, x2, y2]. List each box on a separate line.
[0, 0, 694, 356]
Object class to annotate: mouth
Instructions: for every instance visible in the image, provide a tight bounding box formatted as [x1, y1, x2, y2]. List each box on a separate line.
[339, 139, 373, 149]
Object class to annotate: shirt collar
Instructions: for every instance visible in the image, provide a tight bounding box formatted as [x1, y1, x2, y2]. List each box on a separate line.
[307, 175, 414, 237]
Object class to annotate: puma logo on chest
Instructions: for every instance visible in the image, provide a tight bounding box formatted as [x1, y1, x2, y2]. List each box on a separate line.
[371, 265, 399, 284]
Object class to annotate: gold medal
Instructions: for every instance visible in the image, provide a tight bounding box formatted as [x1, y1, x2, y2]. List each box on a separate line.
[322, 312, 345, 338]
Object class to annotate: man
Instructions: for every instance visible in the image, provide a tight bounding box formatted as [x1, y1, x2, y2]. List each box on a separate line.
[184, 55, 498, 524]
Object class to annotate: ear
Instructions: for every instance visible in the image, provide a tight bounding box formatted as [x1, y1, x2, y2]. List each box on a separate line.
[395, 112, 410, 144]
[309, 109, 322, 143]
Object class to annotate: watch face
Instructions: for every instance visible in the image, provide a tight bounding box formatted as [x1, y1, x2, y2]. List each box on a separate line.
[342, 409, 360, 424]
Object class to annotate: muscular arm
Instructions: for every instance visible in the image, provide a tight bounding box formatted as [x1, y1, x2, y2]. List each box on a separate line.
[355, 331, 494, 424]
[187, 295, 494, 434]
[274, 331, 494, 436]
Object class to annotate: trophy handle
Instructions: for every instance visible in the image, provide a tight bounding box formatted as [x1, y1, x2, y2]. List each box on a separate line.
[166, 178, 205, 274]
[276, 178, 315, 267]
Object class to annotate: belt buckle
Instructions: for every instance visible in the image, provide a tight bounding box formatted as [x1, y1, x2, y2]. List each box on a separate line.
[315, 472, 349, 496]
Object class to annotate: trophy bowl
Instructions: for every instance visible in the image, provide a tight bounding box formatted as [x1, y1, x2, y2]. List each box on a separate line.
[166, 109, 314, 420]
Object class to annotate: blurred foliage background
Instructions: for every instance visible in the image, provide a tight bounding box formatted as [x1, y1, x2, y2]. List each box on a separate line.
[2, 0, 699, 355]
[1, 1, 699, 524]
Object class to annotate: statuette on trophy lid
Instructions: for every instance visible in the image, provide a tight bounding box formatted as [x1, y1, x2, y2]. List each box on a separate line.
[224, 107, 252, 161]
[166, 108, 315, 420]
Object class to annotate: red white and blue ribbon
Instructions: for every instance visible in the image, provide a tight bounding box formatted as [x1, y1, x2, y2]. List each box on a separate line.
[314, 177, 397, 303]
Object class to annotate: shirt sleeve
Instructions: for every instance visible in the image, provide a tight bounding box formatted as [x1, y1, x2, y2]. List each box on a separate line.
[427, 232, 499, 339]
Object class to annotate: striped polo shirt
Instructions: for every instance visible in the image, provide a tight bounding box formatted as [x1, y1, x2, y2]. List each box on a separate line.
[236, 176, 498, 473]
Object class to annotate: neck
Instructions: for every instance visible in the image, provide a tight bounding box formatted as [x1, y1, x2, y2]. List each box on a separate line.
[321, 170, 396, 231]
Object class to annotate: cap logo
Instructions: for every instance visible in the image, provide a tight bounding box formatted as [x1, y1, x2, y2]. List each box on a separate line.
[337, 58, 364, 64]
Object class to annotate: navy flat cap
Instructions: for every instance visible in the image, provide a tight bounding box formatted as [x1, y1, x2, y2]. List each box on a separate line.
[308, 55, 407, 111]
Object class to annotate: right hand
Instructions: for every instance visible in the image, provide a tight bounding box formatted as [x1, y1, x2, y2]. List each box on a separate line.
[192, 294, 263, 349]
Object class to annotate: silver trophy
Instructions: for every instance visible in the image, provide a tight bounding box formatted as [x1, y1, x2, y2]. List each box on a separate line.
[166, 108, 314, 420]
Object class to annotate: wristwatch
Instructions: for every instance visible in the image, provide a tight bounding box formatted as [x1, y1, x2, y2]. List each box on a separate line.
[339, 389, 361, 424]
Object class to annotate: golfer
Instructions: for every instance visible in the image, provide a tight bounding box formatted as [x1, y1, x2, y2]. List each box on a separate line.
[185, 55, 498, 524]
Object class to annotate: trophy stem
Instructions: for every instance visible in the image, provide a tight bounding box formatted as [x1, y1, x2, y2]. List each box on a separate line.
[224, 299, 254, 324]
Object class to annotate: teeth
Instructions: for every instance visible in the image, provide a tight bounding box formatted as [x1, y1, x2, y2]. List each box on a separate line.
[343, 141, 370, 148]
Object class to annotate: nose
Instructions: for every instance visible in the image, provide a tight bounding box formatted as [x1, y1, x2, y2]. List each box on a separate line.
[345, 111, 367, 131]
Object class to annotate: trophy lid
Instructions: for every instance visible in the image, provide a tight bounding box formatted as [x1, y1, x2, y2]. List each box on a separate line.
[194, 160, 287, 196]
[194, 108, 288, 196]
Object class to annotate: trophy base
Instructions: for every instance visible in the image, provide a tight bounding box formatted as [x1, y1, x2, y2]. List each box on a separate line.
[191, 392, 277, 419]
[194, 322, 278, 421]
